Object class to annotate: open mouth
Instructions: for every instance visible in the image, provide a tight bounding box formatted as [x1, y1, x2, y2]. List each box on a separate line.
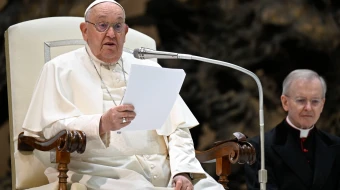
[104, 42, 116, 46]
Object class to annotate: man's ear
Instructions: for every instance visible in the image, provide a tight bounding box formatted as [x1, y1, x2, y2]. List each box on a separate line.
[125, 24, 129, 34]
[281, 95, 289, 112]
[80, 22, 88, 41]
[320, 98, 326, 113]
[123, 24, 129, 43]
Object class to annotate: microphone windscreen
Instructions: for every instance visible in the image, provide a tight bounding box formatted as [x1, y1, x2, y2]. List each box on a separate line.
[133, 48, 140, 59]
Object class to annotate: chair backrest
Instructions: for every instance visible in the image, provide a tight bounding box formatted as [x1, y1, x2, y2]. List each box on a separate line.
[5, 16, 156, 190]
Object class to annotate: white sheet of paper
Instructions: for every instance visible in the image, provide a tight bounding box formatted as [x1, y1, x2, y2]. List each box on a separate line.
[121, 64, 186, 131]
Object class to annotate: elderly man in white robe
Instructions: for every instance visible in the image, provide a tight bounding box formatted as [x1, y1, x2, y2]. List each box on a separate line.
[22, 0, 225, 190]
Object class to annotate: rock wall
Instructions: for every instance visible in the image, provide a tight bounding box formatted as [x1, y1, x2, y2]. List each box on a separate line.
[1, 0, 340, 189]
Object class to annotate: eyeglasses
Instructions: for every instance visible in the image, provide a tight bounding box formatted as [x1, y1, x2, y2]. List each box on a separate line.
[285, 95, 323, 107]
[86, 21, 125, 33]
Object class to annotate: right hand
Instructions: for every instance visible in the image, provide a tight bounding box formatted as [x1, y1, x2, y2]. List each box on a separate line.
[99, 104, 136, 134]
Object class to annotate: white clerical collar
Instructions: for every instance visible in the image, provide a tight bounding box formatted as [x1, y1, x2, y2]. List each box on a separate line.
[286, 116, 314, 138]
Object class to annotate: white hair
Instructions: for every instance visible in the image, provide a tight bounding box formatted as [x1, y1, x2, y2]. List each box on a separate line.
[282, 69, 327, 98]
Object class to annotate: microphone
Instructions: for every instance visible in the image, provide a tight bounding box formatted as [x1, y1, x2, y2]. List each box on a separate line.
[133, 47, 179, 59]
[133, 47, 192, 60]
[133, 47, 268, 190]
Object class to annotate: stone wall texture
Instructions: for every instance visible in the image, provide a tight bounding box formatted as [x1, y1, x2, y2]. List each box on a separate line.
[1, 0, 340, 189]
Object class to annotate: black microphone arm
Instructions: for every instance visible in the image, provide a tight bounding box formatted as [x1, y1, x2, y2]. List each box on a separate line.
[133, 47, 267, 190]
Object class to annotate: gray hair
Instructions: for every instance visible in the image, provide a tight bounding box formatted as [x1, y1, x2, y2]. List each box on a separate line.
[282, 69, 327, 98]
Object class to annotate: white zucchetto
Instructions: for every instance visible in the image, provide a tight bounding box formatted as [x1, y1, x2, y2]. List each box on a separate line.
[84, 0, 126, 18]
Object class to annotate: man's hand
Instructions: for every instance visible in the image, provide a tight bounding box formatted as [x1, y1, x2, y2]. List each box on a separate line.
[172, 173, 193, 190]
[99, 104, 136, 134]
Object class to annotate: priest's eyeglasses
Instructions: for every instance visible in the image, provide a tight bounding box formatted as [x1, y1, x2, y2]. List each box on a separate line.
[285, 96, 323, 107]
[86, 21, 125, 33]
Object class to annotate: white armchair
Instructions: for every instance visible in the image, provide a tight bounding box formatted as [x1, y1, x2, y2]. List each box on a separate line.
[5, 16, 255, 190]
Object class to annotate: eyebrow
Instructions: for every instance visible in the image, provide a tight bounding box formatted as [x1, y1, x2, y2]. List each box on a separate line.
[96, 15, 124, 21]
[295, 96, 322, 99]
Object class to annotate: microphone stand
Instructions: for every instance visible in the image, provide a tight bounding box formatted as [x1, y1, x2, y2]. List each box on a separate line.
[177, 54, 267, 190]
[133, 48, 267, 189]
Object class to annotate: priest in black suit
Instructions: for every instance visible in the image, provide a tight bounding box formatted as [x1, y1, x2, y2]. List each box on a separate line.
[245, 69, 340, 190]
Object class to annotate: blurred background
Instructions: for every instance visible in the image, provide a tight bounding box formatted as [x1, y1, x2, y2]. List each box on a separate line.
[1, 0, 340, 189]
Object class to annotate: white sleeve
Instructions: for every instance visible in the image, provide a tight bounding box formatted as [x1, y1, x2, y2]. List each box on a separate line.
[168, 127, 206, 180]
[42, 114, 107, 149]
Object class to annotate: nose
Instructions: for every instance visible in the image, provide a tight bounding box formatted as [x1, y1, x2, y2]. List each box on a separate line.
[106, 26, 116, 38]
[304, 101, 312, 111]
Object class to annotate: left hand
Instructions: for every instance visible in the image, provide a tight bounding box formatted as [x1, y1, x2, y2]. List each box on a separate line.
[172, 173, 193, 190]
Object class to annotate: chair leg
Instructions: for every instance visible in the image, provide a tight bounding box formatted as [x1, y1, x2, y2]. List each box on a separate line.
[56, 150, 70, 190]
[216, 156, 231, 190]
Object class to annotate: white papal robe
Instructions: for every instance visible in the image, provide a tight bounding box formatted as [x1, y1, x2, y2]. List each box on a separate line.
[23, 45, 224, 190]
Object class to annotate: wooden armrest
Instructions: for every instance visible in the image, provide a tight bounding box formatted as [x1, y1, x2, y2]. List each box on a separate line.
[18, 130, 86, 153]
[195, 132, 255, 190]
[18, 130, 87, 190]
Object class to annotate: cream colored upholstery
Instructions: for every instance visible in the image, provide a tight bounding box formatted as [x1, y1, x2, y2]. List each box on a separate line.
[5, 16, 156, 190]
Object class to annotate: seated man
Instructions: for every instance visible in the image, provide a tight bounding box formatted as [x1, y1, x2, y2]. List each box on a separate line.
[22, 0, 224, 190]
[245, 69, 340, 190]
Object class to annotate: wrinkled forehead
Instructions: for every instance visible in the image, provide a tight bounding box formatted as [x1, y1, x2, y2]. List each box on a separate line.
[290, 78, 323, 96]
[84, 0, 126, 18]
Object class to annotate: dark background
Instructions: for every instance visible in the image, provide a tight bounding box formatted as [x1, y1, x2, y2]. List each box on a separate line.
[1, 0, 340, 189]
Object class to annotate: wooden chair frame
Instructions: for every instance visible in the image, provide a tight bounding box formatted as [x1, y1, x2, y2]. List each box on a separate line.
[18, 130, 255, 190]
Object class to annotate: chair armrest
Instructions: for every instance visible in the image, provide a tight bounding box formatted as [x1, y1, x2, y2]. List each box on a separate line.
[18, 130, 87, 190]
[195, 132, 255, 190]
[18, 130, 86, 153]
[195, 132, 255, 164]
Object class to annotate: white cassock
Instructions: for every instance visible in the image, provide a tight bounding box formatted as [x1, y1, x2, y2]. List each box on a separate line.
[23, 45, 224, 190]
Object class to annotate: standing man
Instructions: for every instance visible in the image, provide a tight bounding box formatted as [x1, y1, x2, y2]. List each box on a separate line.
[22, 0, 224, 189]
[245, 69, 340, 190]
